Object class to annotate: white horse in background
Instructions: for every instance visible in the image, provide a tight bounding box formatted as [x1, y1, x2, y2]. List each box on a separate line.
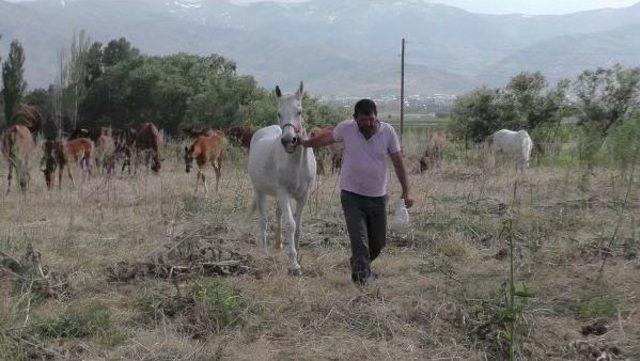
[490, 129, 533, 171]
[248, 82, 316, 275]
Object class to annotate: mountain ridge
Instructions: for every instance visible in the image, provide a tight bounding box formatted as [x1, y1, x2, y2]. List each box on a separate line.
[1, 0, 639, 95]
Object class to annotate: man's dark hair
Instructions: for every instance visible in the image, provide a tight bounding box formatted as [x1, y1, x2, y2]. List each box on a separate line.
[353, 99, 377, 117]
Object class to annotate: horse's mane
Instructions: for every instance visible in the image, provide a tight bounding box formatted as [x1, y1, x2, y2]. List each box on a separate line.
[14, 104, 44, 134]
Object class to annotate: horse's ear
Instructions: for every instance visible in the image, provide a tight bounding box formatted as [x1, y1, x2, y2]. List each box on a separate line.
[275, 86, 282, 98]
[296, 81, 304, 99]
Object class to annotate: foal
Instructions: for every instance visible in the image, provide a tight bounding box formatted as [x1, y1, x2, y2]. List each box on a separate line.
[184, 133, 227, 193]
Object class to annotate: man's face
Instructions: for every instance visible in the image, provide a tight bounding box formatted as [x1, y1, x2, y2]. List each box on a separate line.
[354, 112, 378, 135]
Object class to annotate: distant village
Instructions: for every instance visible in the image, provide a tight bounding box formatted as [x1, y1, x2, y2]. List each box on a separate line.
[321, 94, 456, 118]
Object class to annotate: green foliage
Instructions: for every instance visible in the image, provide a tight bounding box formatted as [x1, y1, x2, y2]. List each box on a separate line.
[449, 73, 569, 144]
[134, 290, 193, 325]
[449, 87, 503, 143]
[192, 279, 245, 332]
[575, 292, 622, 321]
[2, 39, 27, 124]
[24, 88, 51, 120]
[607, 112, 640, 170]
[0, 299, 25, 360]
[573, 64, 640, 137]
[303, 94, 348, 129]
[78, 45, 343, 135]
[84, 41, 103, 89]
[102, 37, 139, 67]
[34, 302, 112, 339]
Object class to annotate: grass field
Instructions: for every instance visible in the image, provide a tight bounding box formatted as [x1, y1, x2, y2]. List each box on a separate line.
[0, 132, 638, 360]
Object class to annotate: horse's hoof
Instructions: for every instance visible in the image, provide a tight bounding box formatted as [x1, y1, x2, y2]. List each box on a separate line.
[288, 268, 302, 276]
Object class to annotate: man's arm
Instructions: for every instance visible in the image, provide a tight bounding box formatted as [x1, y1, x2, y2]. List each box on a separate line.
[301, 130, 336, 148]
[389, 152, 415, 208]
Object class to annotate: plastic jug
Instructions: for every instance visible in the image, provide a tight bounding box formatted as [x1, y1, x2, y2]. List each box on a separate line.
[390, 198, 410, 232]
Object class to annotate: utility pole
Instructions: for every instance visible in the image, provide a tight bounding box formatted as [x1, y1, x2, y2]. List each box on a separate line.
[400, 38, 405, 146]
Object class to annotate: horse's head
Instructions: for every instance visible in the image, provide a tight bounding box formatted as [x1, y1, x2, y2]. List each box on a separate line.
[184, 146, 194, 173]
[19, 171, 30, 194]
[276, 81, 304, 154]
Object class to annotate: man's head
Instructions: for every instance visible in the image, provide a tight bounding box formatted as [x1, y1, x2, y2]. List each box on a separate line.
[353, 99, 378, 136]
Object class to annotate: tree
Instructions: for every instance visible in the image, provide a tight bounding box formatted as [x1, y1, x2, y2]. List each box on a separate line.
[502, 72, 570, 153]
[449, 87, 503, 144]
[303, 94, 348, 128]
[2, 39, 27, 125]
[53, 48, 69, 137]
[78, 47, 343, 136]
[24, 88, 51, 121]
[449, 72, 569, 147]
[68, 30, 92, 129]
[84, 41, 103, 89]
[573, 64, 640, 137]
[103, 37, 139, 67]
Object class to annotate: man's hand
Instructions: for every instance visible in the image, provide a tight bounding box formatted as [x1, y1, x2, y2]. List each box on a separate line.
[300, 137, 312, 148]
[390, 152, 413, 208]
[402, 194, 415, 208]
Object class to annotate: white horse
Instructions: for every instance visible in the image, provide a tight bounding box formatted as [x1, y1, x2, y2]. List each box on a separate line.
[490, 129, 533, 171]
[248, 82, 317, 275]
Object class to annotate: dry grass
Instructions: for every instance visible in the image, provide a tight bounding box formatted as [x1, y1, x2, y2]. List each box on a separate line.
[0, 138, 638, 360]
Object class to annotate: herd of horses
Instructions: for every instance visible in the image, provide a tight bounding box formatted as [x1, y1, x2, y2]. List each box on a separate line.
[0, 105, 257, 195]
[1, 86, 533, 275]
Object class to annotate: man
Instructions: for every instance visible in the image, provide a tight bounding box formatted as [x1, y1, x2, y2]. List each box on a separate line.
[301, 99, 414, 284]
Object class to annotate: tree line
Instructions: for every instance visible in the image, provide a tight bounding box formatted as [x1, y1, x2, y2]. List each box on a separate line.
[0, 32, 347, 138]
[448, 64, 640, 151]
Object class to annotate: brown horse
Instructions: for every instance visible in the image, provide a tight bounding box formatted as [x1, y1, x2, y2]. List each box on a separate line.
[113, 127, 136, 174]
[226, 125, 254, 149]
[134, 122, 163, 173]
[419, 131, 448, 172]
[41, 138, 95, 189]
[2, 125, 36, 194]
[184, 133, 227, 193]
[95, 127, 116, 175]
[1, 105, 44, 194]
[183, 127, 219, 138]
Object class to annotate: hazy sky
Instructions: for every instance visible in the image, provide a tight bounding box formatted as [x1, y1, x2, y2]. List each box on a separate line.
[233, 0, 639, 15]
[6, 0, 639, 15]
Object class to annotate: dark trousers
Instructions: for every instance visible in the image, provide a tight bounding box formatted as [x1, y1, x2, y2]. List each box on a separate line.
[340, 190, 388, 283]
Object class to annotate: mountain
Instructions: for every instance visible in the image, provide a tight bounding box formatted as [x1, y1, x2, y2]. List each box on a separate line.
[477, 23, 640, 86]
[1, 0, 639, 96]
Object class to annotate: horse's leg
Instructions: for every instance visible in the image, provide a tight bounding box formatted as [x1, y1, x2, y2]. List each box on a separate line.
[89, 155, 95, 177]
[213, 159, 222, 193]
[132, 151, 139, 175]
[67, 165, 76, 187]
[58, 166, 63, 189]
[201, 171, 208, 194]
[6, 160, 13, 195]
[293, 194, 309, 258]
[278, 191, 301, 275]
[256, 193, 269, 255]
[275, 204, 282, 250]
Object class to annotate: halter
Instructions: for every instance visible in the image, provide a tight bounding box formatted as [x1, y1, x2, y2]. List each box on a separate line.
[281, 123, 301, 135]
